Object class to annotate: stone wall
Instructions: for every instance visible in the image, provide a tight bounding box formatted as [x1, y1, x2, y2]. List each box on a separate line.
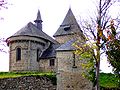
[56, 51, 93, 90]
[0, 76, 56, 90]
[9, 36, 46, 71]
[39, 59, 57, 72]
[54, 33, 84, 44]
[57, 72, 92, 90]
[9, 36, 57, 72]
[9, 41, 30, 71]
[54, 35, 74, 44]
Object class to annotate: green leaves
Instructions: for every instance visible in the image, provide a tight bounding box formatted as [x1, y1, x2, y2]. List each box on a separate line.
[80, 52, 92, 59]
[106, 39, 120, 71]
[73, 40, 96, 83]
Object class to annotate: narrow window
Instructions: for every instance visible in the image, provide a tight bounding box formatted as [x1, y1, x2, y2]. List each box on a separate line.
[16, 48, 21, 61]
[50, 59, 55, 66]
[37, 49, 39, 62]
[72, 53, 77, 68]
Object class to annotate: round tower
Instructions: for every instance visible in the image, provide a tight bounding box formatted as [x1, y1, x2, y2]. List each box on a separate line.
[6, 10, 55, 71]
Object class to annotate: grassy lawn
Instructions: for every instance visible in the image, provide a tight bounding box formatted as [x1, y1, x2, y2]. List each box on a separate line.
[0, 72, 57, 85]
[100, 73, 119, 88]
[0, 72, 55, 78]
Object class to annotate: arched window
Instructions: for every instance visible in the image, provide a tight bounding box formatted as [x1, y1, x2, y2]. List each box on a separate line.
[16, 47, 21, 61]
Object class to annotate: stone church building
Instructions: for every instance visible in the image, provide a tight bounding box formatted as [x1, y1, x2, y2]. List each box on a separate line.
[6, 8, 92, 90]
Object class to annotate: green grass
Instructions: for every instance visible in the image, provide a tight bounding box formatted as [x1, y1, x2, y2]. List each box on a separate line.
[0, 72, 55, 78]
[100, 73, 119, 88]
[0, 72, 57, 85]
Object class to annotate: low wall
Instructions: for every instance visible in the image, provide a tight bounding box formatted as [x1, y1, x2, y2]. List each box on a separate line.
[0, 76, 56, 90]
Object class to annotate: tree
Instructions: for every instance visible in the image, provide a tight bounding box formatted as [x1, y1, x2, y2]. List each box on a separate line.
[73, 40, 96, 87]
[76, 0, 120, 90]
[0, 0, 8, 9]
[106, 40, 120, 87]
[0, 0, 8, 52]
[106, 20, 120, 87]
[0, 38, 6, 52]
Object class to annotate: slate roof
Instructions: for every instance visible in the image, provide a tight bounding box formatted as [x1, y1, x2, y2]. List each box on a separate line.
[34, 10, 42, 22]
[53, 8, 83, 37]
[10, 22, 57, 44]
[40, 44, 60, 59]
[56, 39, 76, 51]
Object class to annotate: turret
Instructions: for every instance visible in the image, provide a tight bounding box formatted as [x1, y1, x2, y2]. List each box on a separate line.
[34, 10, 43, 30]
[53, 8, 84, 44]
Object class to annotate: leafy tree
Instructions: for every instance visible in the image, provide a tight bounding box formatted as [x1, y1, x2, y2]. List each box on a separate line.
[106, 39, 120, 87]
[74, 0, 120, 90]
[73, 41, 96, 87]
[106, 20, 120, 87]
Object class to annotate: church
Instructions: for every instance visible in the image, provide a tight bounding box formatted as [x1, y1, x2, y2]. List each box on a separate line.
[6, 8, 85, 72]
[6, 8, 92, 90]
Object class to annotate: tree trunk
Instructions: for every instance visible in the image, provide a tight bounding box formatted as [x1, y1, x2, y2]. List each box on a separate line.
[96, 0, 102, 90]
[96, 47, 100, 90]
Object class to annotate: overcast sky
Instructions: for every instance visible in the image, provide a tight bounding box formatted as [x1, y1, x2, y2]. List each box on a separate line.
[0, 0, 115, 72]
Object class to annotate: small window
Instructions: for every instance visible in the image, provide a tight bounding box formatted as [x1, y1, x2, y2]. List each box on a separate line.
[37, 49, 39, 62]
[16, 48, 21, 61]
[50, 59, 55, 66]
[64, 25, 70, 31]
[72, 53, 77, 68]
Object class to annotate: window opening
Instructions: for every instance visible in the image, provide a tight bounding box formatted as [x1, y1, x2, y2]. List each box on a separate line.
[37, 49, 40, 62]
[72, 53, 77, 68]
[64, 25, 70, 31]
[50, 59, 55, 66]
[16, 47, 21, 61]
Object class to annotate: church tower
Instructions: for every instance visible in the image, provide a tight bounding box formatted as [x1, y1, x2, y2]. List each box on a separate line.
[55, 8, 92, 90]
[53, 8, 84, 44]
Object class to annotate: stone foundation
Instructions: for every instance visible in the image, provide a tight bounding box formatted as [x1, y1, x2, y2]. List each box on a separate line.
[0, 76, 56, 90]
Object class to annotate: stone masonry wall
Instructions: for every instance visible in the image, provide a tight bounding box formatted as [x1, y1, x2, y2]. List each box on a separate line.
[39, 59, 57, 72]
[55, 34, 75, 44]
[9, 41, 29, 71]
[9, 36, 46, 71]
[9, 36, 56, 72]
[56, 51, 93, 90]
[0, 76, 56, 90]
[54, 33, 84, 44]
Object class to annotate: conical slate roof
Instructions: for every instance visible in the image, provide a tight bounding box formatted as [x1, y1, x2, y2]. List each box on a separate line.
[10, 22, 57, 44]
[34, 10, 43, 22]
[53, 8, 83, 37]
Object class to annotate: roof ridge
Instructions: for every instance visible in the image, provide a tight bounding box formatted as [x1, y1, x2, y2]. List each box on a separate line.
[10, 22, 58, 44]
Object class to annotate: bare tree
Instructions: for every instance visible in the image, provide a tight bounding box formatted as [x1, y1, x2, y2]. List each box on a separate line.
[0, 38, 6, 53]
[0, 0, 8, 9]
[0, 0, 8, 52]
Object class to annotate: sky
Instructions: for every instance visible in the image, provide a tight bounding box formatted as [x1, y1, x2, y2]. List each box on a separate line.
[0, 0, 115, 72]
